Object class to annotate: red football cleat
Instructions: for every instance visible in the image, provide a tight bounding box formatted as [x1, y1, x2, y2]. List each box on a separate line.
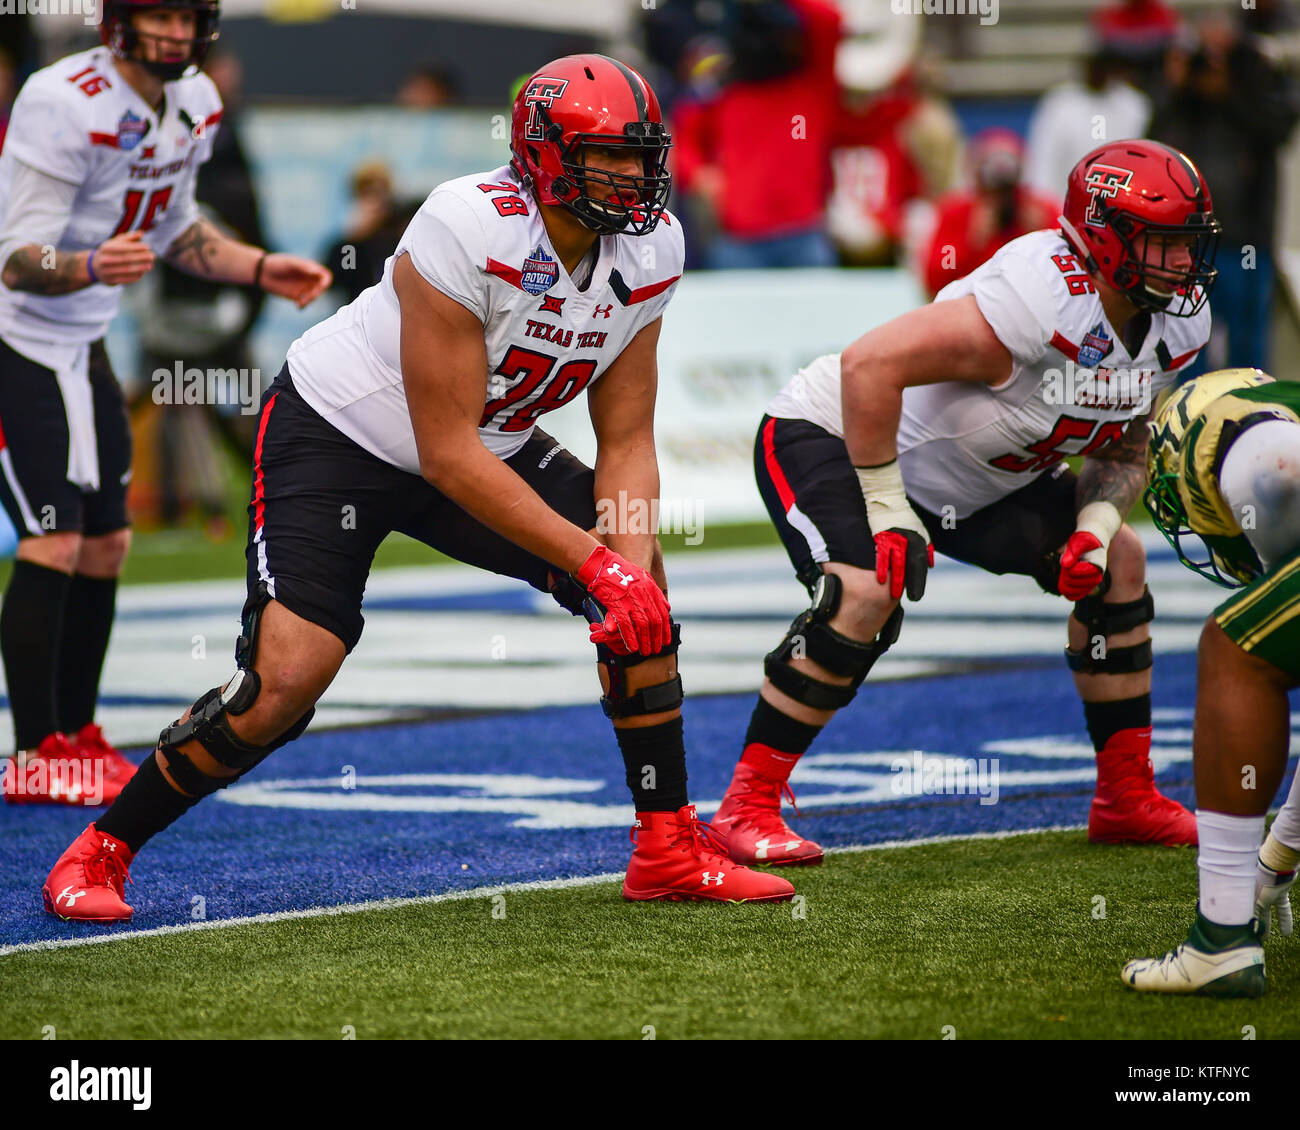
[711, 762, 825, 866]
[70, 723, 138, 790]
[1089, 733, 1196, 847]
[43, 823, 135, 922]
[623, 804, 795, 903]
[2, 732, 120, 806]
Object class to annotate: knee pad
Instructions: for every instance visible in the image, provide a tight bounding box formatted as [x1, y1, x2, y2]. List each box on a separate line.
[597, 622, 684, 720]
[158, 669, 315, 797]
[764, 572, 903, 711]
[1065, 586, 1155, 674]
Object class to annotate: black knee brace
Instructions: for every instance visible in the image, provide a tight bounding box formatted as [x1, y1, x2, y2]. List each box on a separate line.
[764, 573, 902, 711]
[1065, 585, 1155, 674]
[597, 623, 684, 720]
[551, 566, 684, 719]
[159, 592, 314, 796]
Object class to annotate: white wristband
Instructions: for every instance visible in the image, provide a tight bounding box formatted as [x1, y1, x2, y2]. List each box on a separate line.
[1075, 501, 1123, 548]
[1262, 830, 1300, 873]
[1075, 500, 1122, 569]
[855, 460, 927, 538]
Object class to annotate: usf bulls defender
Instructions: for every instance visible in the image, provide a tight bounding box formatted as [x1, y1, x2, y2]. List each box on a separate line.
[1125, 369, 1300, 998]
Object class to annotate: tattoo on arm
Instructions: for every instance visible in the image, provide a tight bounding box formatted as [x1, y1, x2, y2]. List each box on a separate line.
[1, 245, 86, 296]
[165, 217, 222, 276]
[1076, 411, 1150, 515]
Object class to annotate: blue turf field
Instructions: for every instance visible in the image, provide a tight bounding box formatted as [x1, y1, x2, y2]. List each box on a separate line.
[5, 650, 1268, 948]
[2, 542, 1296, 951]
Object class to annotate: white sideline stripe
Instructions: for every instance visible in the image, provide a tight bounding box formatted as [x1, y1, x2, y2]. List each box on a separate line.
[0, 823, 1083, 958]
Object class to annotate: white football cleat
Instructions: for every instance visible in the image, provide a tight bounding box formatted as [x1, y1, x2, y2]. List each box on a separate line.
[1122, 914, 1266, 998]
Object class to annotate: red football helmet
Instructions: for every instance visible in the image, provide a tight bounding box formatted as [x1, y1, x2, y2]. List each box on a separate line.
[1059, 140, 1219, 317]
[101, 0, 221, 82]
[968, 127, 1024, 191]
[510, 55, 672, 236]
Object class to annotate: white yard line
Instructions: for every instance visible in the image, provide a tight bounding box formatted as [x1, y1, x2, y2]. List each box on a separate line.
[0, 823, 1082, 958]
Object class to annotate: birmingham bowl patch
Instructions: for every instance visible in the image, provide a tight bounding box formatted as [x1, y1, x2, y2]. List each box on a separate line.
[521, 245, 559, 295]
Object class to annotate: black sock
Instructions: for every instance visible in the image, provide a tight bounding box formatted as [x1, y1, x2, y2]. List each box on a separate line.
[1083, 694, 1151, 752]
[743, 696, 823, 755]
[1, 560, 71, 749]
[97, 754, 202, 854]
[57, 574, 118, 734]
[615, 716, 689, 812]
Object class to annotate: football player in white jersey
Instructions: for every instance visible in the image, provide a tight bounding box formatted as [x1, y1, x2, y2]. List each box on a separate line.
[0, 0, 330, 809]
[1123, 369, 1300, 997]
[710, 140, 1218, 867]
[42, 55, 794, 921]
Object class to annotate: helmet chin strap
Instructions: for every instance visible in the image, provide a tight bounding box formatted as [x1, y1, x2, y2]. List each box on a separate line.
[1057, 215, 1098, 274]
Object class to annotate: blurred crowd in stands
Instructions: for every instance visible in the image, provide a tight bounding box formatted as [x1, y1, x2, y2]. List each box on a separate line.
[2, 0, 1298, 529]
[642, 0, 1298, 378]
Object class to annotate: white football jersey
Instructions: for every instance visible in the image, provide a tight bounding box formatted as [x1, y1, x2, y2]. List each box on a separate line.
[767, 229, 1211, 518]
[288, 164, 684, 473]
[0, 46, 222, 346]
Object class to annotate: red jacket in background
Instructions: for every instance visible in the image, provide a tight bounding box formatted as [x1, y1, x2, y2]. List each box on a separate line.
[831, 83, 930, 251]
[672, 0, 841, 239]
[1091, 0, 1180, 52]
[923, 187, 1061, 298]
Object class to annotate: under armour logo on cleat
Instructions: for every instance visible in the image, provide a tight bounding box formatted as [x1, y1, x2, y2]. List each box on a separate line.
[57, 887, 86, 906]
[754, 838, 802, 859]
[701, 872, 724, 886]
[101, 840, 116, 851]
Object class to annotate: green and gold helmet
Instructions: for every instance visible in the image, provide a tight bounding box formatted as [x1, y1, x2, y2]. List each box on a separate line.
[1144, 368, 1275, 587]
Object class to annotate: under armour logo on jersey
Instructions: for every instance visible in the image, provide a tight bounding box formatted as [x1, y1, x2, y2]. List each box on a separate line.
[57, 886, 86, 906]
[592, 304, 613, 319]
[538, 294, 565, 315]
[605, 563, 634, 588]
[701, 872, 724, 886]
[1083, 164, 1134, 227]
[522, 76, 570, 142]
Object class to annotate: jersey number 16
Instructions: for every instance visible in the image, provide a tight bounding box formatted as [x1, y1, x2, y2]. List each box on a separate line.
[113, 186, 173, 237]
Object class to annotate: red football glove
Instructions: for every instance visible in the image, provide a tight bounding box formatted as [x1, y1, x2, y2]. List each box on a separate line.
[856, 461, 934, 602]
[875, 529, 935, 601]
[574, 545, 671, 657]
[1058, 530, 1106, 600]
